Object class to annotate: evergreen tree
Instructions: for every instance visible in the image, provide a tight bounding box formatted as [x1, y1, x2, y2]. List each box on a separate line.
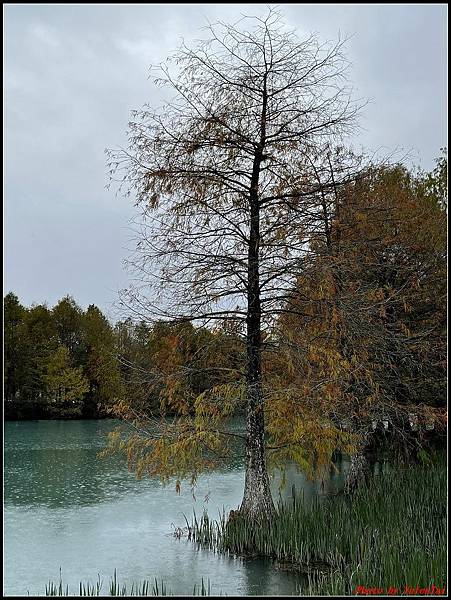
[41, 345, 89, 417]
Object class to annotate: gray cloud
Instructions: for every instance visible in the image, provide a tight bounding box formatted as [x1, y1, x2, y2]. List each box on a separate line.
[4, 4, 447, 317]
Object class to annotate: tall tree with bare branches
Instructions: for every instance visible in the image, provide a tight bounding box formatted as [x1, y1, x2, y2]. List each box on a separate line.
[107, 10, 366, 520]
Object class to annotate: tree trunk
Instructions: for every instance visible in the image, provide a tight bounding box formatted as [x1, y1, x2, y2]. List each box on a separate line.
[240, 376, 275, 521]
[241, 258, 274, 521]
[344, 444, 375, 494]
[240, 82, 275, 521]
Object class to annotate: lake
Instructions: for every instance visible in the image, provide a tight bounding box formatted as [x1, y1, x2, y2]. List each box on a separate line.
[4, 419, 350, 596]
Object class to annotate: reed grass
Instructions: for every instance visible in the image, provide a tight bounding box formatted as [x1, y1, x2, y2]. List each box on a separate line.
[191, 460, 447, 594]
[44, 569, 212, 596]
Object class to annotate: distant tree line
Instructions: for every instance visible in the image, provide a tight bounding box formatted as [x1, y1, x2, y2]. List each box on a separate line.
[3, 294, 243, 420]
[4, 295, 121, 419]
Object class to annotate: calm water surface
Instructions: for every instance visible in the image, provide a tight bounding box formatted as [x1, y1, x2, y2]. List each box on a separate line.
[4, 420, 349, 596]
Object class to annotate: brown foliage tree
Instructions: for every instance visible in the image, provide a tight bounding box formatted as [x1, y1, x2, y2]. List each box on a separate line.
[270, 156, 447, 489]
[107, 10, 367, 520]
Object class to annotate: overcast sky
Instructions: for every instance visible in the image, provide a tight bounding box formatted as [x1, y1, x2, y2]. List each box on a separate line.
[4, 4, 447, 319]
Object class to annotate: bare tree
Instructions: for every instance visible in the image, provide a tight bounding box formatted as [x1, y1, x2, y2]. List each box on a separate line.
[108, 10, 365, 520]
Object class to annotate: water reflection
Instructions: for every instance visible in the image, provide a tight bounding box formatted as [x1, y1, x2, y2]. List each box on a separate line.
[5, 420, 142, 508]
[4, 420, 350, 596]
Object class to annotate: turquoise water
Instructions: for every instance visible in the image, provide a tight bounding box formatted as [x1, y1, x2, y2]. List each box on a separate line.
[4, 419, 349, 596]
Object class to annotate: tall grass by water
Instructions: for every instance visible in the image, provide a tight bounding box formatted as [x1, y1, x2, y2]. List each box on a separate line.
[44, 570, 212, 596]
[191, 460, 447, 595]
[42, 460, 446, 596]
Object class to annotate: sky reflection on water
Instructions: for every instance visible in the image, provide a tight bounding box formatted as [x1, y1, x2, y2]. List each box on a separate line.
[4, 419, 349, 596]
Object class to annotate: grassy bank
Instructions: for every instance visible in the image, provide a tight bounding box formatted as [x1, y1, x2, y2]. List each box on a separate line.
[192, 460, 447, 595]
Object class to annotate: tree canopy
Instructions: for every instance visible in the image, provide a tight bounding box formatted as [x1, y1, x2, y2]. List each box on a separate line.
[105, 8, 447, 520]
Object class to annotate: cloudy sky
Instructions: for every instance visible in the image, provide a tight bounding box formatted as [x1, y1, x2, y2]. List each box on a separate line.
[4, 4, 447, 318]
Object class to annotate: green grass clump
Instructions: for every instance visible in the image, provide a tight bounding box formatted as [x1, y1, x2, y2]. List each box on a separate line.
[192, 461, 447, 594]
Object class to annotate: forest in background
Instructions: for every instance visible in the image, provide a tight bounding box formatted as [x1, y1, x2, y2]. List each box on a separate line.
[4, 291, 243, 420]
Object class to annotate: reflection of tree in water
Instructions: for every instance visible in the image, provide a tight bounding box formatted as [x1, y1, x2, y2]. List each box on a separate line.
[5, 420, 385, 511]
[271, 455, 351, 505]
[241, 556, 301, 596]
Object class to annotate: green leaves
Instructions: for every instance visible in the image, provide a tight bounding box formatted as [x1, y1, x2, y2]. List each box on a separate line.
[4, 295, 123, 419]
[42, 346, 89, 417]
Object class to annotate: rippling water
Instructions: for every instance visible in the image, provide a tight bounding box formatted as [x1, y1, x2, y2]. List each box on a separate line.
[4, 419, 349, 596]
